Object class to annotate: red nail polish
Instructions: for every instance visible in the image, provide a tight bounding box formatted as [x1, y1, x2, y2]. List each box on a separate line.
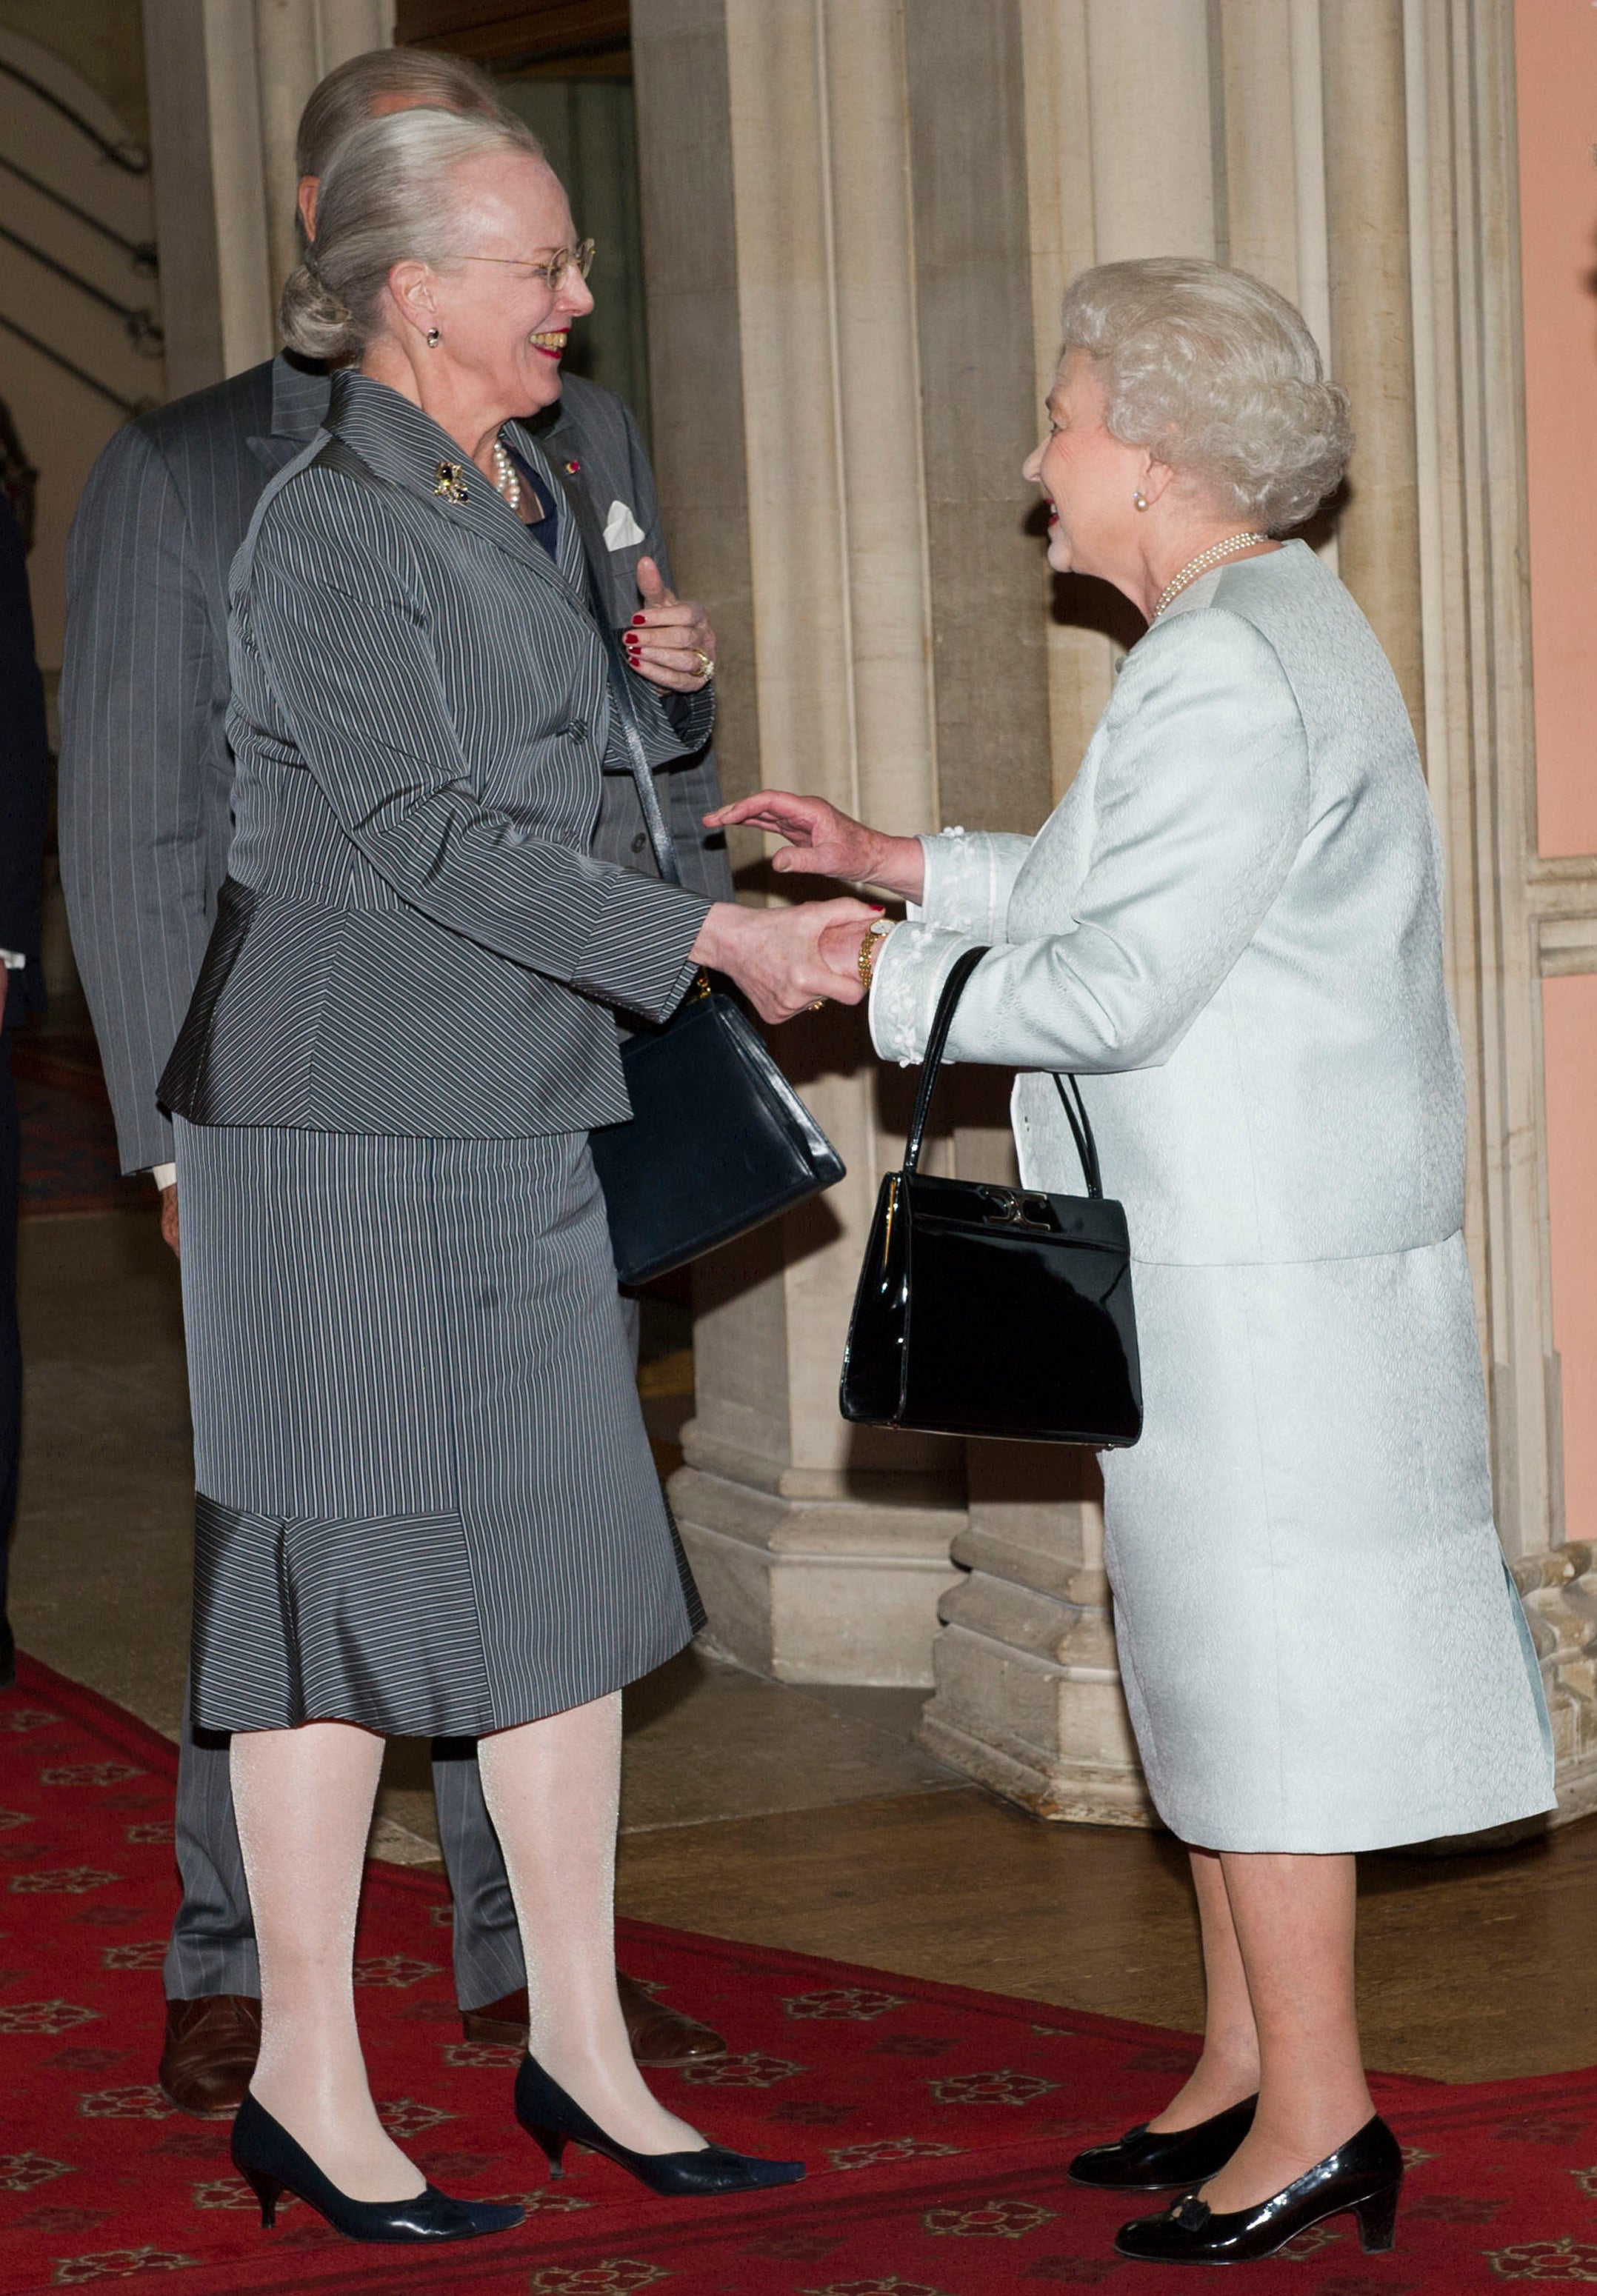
[631, 615, 647, 626]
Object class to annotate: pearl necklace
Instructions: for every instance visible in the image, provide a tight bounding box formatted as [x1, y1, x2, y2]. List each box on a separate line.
[1152, 531, 1270, 620]
[490, 438, 521, 514]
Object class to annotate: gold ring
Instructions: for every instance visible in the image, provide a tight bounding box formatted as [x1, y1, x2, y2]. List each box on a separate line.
[693, 647, 715, 679]
[808, 998, 826, 1012]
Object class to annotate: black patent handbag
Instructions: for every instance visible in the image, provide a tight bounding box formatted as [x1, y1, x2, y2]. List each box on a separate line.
[593, 973, 844, 1286]
[839, 944, 1142, 1445]
[551, 461, 844, 1287]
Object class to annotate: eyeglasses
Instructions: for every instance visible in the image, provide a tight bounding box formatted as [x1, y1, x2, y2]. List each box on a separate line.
[459, 240, 596, 293]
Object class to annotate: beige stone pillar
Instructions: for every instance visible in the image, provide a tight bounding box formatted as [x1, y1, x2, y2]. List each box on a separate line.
[143, 0, 394, 390]
[912, 0, 1221, 1823]
[1084, 0, 1216, 264]
[1321, 0, 1424, 746]
[1018, 0, 1113, 787]
[1397, 0, 1587, 1809]
[661, 0, 966, 1687]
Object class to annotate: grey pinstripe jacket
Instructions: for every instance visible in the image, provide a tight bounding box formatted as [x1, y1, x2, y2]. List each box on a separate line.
[158, 370, 713, 1140]
[59, 354, 732, 1169]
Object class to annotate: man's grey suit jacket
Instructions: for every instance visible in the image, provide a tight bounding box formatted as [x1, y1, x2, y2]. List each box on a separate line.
[59, 353, 733, 1174]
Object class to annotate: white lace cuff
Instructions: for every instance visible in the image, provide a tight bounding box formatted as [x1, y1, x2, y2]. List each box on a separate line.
[868, 921, 984, 1066]
[915, 827, 1033, 939]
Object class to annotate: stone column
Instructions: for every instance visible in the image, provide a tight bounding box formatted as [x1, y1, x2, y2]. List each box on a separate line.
[646, 0, 966, 1688]
[143, 0, 394, 391]
[1016, 0, 1116, 786]
[1398, 0, 1588, 1806]
[1321, 0, 1424, 745]
[913, 0, 1221, 1823]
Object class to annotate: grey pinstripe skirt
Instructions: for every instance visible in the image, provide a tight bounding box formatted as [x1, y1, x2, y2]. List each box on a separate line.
[173, 1119, 703, 1735]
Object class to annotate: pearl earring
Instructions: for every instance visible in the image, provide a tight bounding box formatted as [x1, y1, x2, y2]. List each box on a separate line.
[1133, 490, 1149, 511]
[426, 327, 441, 347]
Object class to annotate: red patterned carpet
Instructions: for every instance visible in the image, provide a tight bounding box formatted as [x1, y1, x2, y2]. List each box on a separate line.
[3, 1652, 1597, 2292]
[12, 1024, 146, 1219]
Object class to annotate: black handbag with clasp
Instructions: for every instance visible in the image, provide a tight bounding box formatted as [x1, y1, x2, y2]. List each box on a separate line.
[547, 457, 845, 1287]
[593, 970, 845, 1287]
[839, 944, 1142, 1445]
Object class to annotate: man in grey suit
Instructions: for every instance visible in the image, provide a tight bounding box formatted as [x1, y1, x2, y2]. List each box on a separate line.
[0, 487, 50, 1692]
[58, 46, 730, 2117]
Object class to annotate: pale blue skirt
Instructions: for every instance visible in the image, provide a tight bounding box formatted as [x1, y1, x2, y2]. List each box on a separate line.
[1103, 1230, 1554, 1852]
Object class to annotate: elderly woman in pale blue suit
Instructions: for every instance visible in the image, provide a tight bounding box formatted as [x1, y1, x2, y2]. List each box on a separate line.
[711, 258, 1553, 2269]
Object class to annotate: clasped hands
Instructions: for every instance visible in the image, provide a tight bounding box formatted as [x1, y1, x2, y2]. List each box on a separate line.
[687, 790, 927, 1025]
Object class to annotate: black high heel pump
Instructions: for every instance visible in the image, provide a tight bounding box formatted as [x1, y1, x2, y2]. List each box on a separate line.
[1113, 2113, 1404, 2265]
[232, 2091, 524, 2243]
[515, 2052, 805, 2196]
[1069, 2094, 1257, 2189]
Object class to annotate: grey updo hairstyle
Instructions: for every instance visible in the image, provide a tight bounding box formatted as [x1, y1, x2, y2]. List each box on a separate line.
[280, 107, 547, 364]
[1058, 257, 1353, 533]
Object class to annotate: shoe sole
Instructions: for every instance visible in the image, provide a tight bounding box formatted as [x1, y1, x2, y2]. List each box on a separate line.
[1068, 2169, 1204, 2192]
[1112, 2188, 1395, 2266]
[158, 2082, 241, 2122]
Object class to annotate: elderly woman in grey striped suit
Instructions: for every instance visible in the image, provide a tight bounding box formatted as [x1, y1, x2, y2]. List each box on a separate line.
[158, 109, 873, 2246]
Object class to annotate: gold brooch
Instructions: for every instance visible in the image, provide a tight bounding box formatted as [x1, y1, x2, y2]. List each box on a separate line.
[432, 460, 468, 503]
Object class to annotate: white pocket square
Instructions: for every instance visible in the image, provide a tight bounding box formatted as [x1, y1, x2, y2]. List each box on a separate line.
[603, 499, 646, 551]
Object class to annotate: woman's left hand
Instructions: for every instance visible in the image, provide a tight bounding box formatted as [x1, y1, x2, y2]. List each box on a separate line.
[624, 557, 716, 692]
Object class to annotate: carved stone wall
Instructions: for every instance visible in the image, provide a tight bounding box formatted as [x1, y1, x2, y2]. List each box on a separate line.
[143, 0, 394, 393]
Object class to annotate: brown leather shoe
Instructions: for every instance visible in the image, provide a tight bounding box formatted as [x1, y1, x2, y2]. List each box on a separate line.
[461, 1972, 727, 2067]
[158, 1994, 261, 2118]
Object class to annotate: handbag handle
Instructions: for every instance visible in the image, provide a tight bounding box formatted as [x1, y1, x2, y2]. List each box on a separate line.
[541, 453, 683, 888]
[903, 944, 988, 1172]
[900, 941, 1104, 1201]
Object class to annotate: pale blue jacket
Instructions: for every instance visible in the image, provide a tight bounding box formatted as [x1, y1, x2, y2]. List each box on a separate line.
[869, 541, 1464, 1267]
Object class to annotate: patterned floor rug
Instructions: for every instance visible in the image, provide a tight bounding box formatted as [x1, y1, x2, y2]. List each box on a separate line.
[12, 1024, 146, 1219]
[3, 1651, 1596, 2292]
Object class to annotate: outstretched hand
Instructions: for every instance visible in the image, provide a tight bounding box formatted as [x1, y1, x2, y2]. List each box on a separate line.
[704, 790, 926, 903]
[624, 557, 716, 693]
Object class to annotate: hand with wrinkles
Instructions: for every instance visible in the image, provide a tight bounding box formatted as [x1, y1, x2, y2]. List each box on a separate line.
[690, 895, 882, 1024]
[705, 789, 927, 901]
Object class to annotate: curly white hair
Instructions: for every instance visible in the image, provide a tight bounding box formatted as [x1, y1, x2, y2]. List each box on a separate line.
[1059, 257, 1353, 533]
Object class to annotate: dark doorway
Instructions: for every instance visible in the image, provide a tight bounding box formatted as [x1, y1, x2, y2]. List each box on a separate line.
[396, 2, 648, 438]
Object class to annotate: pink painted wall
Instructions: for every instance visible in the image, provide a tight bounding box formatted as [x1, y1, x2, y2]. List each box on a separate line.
[1543, 980, 1597, 1543]
[1517, 2, 1597, 1543]
[1516, 0, 1597, 858]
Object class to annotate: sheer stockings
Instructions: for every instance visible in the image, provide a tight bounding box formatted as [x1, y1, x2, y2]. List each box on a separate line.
[230, 1723, 424, 2203]
[1152, 1847, 1376, 2215]
[1146, 1848, 1261, 2133]
[232, 1690, 699, 2195]
[477, 1694, 704, 2157]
